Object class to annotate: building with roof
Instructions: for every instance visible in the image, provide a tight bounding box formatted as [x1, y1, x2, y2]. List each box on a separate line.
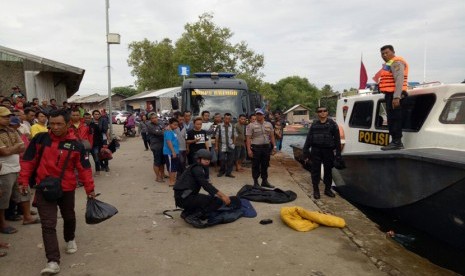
[122, 86, 181, 112]
[283, 104, 311, 124]
[0, 45, 85, 104]
[68, 93, 126, 112]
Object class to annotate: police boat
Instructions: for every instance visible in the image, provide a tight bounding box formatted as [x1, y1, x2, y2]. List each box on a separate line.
[329, 82, 465, 250]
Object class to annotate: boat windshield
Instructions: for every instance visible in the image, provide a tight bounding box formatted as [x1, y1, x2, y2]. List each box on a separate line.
[187, 89, 245, 119]
[440, 94, 465, 124]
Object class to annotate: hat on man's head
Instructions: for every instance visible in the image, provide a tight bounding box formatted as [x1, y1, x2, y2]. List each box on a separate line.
[255, 108, 265, 115]
[0, 106, 12, 117]
[9, 116, 21, 126]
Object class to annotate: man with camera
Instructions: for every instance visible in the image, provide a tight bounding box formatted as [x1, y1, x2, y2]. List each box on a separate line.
[18, 109, 96, 275]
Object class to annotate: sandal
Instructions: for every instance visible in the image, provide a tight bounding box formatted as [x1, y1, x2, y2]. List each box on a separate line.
[0, 242, 10, 249]
[0, 251, 7, 257]
[0, 226, 18, 234]
[23, 217, 41, 225]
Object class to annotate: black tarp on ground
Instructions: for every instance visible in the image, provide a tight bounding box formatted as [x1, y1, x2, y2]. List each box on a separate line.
[237, 185, 297, 204]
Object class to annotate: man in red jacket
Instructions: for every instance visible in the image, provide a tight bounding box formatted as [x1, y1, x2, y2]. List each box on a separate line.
[69, 109, 91, 150]
[18, 109, 96, 275]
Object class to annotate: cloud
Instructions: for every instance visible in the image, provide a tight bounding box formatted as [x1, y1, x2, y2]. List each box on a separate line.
[1, 0, 464, 94]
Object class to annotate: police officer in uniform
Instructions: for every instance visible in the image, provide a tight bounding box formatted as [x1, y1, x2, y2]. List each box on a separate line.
[378, 45, 409, 150]
[173, 149, 231, 228]
[302, 106, 341, 199]
[246, 108, 277, 188]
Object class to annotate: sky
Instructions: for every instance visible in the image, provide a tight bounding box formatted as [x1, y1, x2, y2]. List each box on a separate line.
[1, 0, 464, 95]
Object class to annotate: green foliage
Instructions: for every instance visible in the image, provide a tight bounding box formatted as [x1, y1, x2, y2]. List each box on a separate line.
[319, 84, 339, 116]
[128, 13, 264, 92]
[128, 38, 179, 91]
[126, 13, 346, 117]
[267, 76, 320, 113]
[342, 87, 359, 97]
[111, 86, 138, 98]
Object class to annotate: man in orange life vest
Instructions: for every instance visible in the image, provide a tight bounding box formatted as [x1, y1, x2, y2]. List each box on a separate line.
[378, 45, 408, 150]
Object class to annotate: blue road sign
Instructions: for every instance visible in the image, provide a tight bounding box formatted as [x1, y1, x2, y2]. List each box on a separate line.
[178, 65, 190, 76]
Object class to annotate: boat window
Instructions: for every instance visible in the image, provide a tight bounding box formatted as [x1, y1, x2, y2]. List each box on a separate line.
[401, 93, 436, 131]
[375, 101, 388, 129]
[349, 100, 373, 128]
[374, 94, 436, 131]
[440, 93, 465, 124]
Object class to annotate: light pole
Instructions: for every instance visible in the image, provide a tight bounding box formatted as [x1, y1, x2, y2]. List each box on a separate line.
[105, 0, 120, 137]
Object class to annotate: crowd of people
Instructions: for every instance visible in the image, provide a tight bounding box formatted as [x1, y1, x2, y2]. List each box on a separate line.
[0, 86, 116, 274]
[136, 108, 286, 185]
[0, 86, 344, 273]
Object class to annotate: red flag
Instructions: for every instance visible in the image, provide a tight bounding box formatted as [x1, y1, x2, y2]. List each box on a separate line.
[359, 61, 368, 89]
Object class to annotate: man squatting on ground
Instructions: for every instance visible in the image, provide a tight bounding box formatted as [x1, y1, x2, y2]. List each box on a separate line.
[173, 149, 231, 228]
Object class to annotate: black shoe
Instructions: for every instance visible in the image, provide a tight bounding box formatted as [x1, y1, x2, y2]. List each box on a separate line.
[217, 172, 224, 177]
[104, 167, 110, 172]
[381, 141, 404, 151]
[253, 180, 260, 187]
[225, 174, 235, 178]
[313, 192, 321, 199]
[261, 181, 275, 188]
[324, 190, 336, 197]
[184, 213, 207, 229]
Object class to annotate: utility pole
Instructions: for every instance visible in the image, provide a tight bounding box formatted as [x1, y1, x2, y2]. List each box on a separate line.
[105, 0, 120, 137]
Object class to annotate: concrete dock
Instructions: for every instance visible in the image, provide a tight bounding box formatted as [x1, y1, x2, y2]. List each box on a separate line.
[0, 125, 456, 275]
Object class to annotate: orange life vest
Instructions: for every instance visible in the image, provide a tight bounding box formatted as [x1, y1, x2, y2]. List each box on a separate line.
[379, 56, 409, 93]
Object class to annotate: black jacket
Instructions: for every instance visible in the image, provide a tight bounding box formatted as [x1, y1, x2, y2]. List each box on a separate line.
[303, 119, 341, 157]
[173, 163, 218, 196]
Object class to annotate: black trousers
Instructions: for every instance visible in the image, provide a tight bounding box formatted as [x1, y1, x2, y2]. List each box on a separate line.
[251, 145, 271, 181]
[384, 92, 403, 141]
[175, 193, 223, 214]
[141, 132, 149, 150]
[219, 150, 234, 175]
[310, 147, 334, 190]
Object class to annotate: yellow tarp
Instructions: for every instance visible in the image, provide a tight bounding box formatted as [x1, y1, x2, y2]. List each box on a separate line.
[280, 206, 346, 232]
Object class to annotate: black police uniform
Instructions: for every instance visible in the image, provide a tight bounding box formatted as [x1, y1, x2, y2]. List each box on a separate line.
[173, 163, 223, 222]
[302, 119, 341, 198]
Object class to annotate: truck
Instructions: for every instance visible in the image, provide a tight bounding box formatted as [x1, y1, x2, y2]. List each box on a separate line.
[178, 72, 261, 120]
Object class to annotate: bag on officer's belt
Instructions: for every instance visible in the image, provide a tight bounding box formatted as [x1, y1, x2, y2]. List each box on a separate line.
[85, 198, 118, 224]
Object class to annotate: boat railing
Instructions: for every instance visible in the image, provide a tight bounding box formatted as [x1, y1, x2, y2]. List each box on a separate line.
[412, 81, 443, 89]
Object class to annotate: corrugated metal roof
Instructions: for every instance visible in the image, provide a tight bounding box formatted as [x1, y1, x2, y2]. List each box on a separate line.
[68, 93, 126, 103]
[123, 86, 181, 101]
[68, 93, 107, 103]
[0, 45, 85, 96]
[283, 104, 310, 114]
